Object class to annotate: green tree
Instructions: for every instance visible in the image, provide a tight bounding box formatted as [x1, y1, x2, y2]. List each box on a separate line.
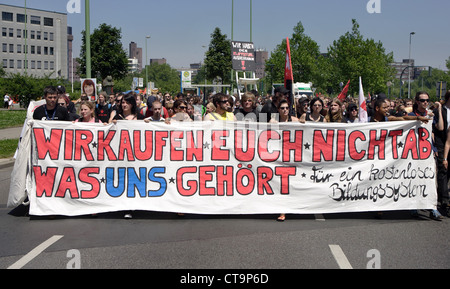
[147, 63, 182, 94]
[410, 68, 450, 100]
[327, 19, 395, 95]
[114, 63, 182, 95]
[77, 23, 128, 81]
[0, 73, 67, 107]
[266, 22, 322, 83]
[205, 27, 232, 84]
[446, 57, 450, 71]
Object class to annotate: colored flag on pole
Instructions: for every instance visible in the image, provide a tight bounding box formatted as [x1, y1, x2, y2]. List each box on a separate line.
[359, 77, 368, 123]
[284, 37, 295, 114]
[338, 80, 350, 101]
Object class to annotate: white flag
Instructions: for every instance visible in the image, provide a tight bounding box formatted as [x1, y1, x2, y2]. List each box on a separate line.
[359, 77, 368, 123]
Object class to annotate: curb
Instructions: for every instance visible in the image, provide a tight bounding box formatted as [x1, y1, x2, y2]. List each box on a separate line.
[0, 159, 15, 170]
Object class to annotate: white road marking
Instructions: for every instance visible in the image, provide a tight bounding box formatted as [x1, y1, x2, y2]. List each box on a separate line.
[8, 235, 64, 269]
[329, 245, 353, 269]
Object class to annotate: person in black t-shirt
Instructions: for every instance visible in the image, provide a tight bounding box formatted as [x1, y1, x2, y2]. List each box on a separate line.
[260, 86, 289, 122]
[33, 86, 70, 121]
[95, 92, 112, 123]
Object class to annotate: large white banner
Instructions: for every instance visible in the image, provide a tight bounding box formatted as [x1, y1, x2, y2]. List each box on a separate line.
[14, 120, 437, 216]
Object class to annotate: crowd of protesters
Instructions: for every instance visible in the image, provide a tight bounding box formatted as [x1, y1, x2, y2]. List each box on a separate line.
[30, 85, 450, 221]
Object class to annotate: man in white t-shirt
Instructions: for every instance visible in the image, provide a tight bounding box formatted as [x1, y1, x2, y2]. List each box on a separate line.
[4, 93, 10, 109]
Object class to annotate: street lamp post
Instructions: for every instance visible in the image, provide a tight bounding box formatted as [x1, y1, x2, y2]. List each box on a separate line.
[408, 32, 415, 99]
[85, 0, 91, 79]
[202, 45, 208, 105]
[146, 36, 150, 96]
[23, 0, 28, 74]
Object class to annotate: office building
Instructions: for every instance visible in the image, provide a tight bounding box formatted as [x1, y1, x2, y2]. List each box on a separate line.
[129, 42, 142, 71]
[1, 4, 70, 79]
[150, 58, 167, 66]
[391, 59, 415, 82]
[255, 49, 268, 79]
[128, 57, 139, 73]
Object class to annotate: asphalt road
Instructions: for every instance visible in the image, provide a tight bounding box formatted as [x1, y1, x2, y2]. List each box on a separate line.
[0, 165, 449, 271]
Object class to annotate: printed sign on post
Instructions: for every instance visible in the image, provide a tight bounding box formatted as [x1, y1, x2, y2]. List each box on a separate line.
[231, 41, 256, 72]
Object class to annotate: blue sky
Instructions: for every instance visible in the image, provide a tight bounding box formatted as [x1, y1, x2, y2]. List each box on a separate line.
[2, 0, 449, 70]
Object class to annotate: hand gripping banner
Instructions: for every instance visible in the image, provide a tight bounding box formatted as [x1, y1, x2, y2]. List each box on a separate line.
[11, 120, 437, 216]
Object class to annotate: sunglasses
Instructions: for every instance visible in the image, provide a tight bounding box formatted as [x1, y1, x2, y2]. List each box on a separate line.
[418, 99, 429, 103]
[279, 107, 290, 110]
[179, 106, 187, 110]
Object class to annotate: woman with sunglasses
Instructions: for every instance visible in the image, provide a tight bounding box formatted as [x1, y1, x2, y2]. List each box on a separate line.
[57, 95, 80, 121]
[269, 99, 299, 124]
[343, 103, 360, 123]
[270, 100, 299, 222]
[166, 99, 192, 122]
[408, 91, 433, 119]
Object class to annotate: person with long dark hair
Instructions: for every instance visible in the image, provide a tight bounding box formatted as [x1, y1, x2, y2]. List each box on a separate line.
[270, 99, 300, 222]
[111, 92, 144, 219]
[299, 97, 326, 123]
[112, 92, 145, 122]
[325, 98, 345, 123]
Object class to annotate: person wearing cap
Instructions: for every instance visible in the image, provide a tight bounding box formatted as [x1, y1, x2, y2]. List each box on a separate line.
[344, 102, 360, 123]
[296, 96, 309, 119]
[260, 86, 289, 123]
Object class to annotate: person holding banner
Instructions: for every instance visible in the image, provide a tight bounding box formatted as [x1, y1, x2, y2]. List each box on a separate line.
[33, 86, 71, 121]
[435, 91, 450, 218]
[343, 103, 360, 123]
[144, 101, 165, 122]
[299, 97, 326, 123]
[371, 98, 429, 123]
[112, 92, 145, 122]
[270, 99, 299, 124]
[75, 101, 100, 123]
[296, 97, 309, 119]
[57, 95, 79, 121]
[325, 99, 345, 123]
[407, 91, 436, 120]
[111, 92, 144, 219]
[270, 99, 300, 222]
[166, 99, 193, 122]
[234, 92, 259, 122]
[204, 93, 236, 121]
[260, 87, 289, 123]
